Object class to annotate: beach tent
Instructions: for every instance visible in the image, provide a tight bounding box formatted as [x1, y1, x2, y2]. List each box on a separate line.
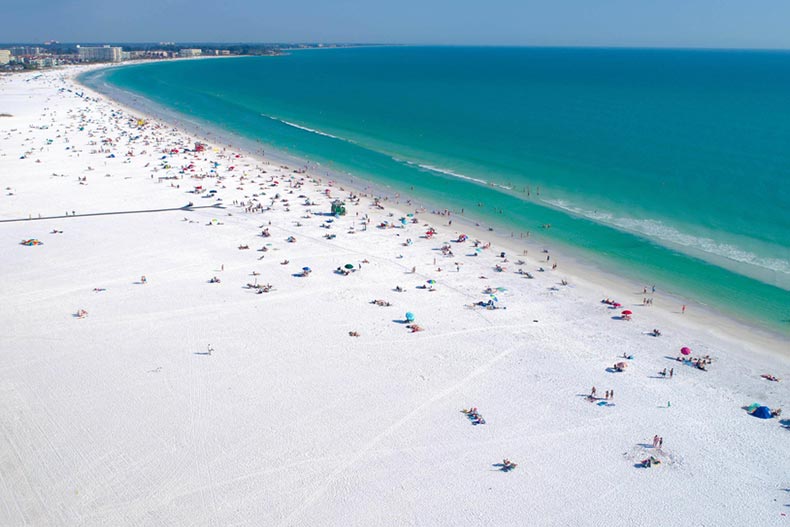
[752, 406, 772, 419]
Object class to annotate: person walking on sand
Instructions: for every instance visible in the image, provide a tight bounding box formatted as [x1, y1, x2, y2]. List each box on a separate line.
[653, 435, 659, 448]
[591, 386, 597, 398]
[669, 368, 674, 379]
[659, 437, 663, 449]
[682, 305, 686, 314]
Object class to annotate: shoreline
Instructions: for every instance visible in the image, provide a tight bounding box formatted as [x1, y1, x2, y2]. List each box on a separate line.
[77, 63, 789, 356]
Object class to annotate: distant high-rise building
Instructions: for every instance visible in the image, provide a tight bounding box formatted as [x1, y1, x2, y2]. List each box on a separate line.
[77, 45, 123, 62]
[10, 46, 43, 57]
[179, 48, 202, 58]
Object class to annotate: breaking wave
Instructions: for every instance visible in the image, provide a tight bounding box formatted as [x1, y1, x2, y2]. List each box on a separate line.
[268, 116, 352, 142]
[543, 199, 790, 278]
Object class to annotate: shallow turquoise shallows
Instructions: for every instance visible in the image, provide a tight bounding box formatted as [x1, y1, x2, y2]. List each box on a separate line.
[81, 47, 790, 333]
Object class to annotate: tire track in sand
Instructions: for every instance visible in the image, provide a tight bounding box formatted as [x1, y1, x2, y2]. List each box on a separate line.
[277, 346, 515, 527]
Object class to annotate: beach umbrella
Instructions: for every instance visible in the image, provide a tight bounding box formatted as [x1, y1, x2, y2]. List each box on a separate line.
[344, 264, 355, 269]
[405, 312, 415, 322]
[496, 287, 507, 292]
[681, 346, 691, 356]
[302, 267, 311, 272]
[427, 279, 436, 284]
[621, 310, 633, 316]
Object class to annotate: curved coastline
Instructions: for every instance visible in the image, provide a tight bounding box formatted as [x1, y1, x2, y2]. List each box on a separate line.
[77, 61, 790, 348]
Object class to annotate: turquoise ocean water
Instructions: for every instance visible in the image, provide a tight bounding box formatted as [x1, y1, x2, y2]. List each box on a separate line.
[81, 47, 790, 333]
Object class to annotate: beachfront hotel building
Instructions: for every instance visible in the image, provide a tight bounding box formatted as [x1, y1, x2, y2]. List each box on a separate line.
[0, 50, 11, 65]
[179, 48, 202, 58]
[10, 46, 43, 57]
[77, 45, 123, 63]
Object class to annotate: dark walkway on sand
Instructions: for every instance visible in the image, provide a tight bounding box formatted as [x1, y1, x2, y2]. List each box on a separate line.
[0, 203, 224, 223]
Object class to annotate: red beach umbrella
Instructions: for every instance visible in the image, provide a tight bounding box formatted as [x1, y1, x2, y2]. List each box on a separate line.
[681, 346, 691, 355]
[621, 310, 633, 315]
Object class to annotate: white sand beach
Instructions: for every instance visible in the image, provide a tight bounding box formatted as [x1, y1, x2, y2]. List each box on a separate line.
[1, 67, 788, 526]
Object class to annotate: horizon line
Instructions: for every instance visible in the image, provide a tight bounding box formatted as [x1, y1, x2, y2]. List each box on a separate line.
[3, 42, 790, 52]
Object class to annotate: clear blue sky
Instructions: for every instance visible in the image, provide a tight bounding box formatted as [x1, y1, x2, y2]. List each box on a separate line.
[4, 0, 790, 49]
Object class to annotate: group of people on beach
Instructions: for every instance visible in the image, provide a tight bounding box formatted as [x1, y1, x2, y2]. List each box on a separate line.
[588, 386, 615, 400]
[675, 355, 712, 371]
[462, 407, 486, 425]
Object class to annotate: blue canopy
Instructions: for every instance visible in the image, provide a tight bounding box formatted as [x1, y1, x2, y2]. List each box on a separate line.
[753, 406, 772, 419]
[405, 312, 415, 322]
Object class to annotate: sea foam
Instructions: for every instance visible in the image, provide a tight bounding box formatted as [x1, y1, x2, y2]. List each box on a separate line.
[544, 198, 790, 280]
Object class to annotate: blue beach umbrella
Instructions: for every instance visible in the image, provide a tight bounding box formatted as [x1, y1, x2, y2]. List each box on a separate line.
[302, 267, 311, 272]
[405, 312, 415, 322]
